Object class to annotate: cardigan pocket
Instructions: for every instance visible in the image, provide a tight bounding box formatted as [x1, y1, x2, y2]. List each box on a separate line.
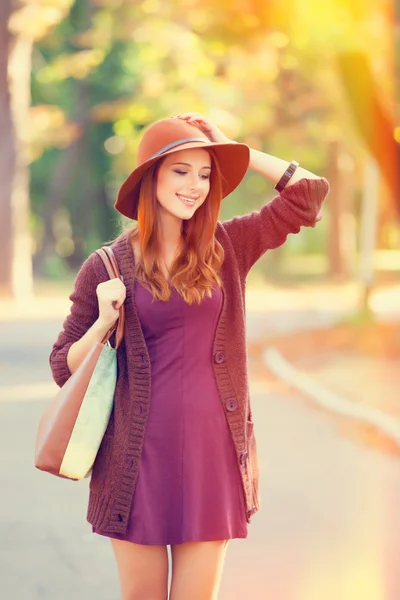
[89, 434, 113, 492]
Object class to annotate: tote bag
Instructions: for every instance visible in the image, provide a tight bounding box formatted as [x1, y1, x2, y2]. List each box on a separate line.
[35, 246, 125, 480]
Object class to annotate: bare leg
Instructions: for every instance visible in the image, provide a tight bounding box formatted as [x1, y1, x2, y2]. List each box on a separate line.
[110, 538, 169, 600]
[169, 540, 229, 600]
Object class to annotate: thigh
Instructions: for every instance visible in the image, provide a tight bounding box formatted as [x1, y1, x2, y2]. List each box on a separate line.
[110, 538, 169, 600]
[170, 540, 229, 600]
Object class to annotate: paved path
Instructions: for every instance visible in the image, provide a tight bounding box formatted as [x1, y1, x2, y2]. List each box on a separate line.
[1, 320, 400, 599]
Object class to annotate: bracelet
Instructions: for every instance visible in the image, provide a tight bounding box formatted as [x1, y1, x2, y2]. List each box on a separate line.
[274, 160, 299, 192]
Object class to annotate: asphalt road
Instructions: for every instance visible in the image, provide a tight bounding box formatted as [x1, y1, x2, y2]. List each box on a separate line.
[1, 319, 399, 600]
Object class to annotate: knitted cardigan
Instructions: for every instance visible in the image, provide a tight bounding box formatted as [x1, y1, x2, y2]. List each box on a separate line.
[49, 177, 330, 534]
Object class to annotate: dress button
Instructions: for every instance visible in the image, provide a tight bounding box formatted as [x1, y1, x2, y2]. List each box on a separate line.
[214, 351, 226, 364]
[226, 398, 238, 412]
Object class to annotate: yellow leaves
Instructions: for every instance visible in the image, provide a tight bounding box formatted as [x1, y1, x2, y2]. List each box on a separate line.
[90, 102, 152, 125]
[36, 49, 106, 81]
[207, 108, 242, 140]
[142, 73, 166, 98]
[268, 31, 289, 49]
[9, 0, 74, 40]
[141, 0, 161, 15]
[28, 105, 80, 161]
[287, 0, 393, 67]
[73, 11, 114, 50]
[126, 105, 153, 124]
[113, 119, 134, 137]
[225, 40, 279, 91]
[394, 127, 400, 144]
[90, 100, 133, 123]
[129, 19, 217, 96]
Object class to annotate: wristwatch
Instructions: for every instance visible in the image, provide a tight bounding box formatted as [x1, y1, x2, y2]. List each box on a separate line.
[274, 160, 299, 192]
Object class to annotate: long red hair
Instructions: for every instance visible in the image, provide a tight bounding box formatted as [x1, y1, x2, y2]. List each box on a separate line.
[131, 149, 224, 304]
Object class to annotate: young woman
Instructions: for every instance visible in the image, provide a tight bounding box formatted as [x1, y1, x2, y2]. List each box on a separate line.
[49, 112, 330, 600]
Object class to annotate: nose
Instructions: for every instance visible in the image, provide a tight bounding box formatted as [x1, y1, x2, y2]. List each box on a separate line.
[188, 174, 200, 191]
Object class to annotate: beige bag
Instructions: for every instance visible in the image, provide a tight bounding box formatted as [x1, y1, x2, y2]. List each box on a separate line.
[35, 246, 124, 480]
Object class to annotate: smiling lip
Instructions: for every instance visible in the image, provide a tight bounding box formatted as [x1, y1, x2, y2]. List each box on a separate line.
[176, 194, 199, 207]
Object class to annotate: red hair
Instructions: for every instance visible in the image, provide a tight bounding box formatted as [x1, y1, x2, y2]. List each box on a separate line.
[131, 149, 224, 304]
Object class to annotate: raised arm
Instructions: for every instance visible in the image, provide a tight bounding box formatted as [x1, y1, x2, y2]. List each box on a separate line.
[172, 113, 330, 277]
[222, 176, 330, 277]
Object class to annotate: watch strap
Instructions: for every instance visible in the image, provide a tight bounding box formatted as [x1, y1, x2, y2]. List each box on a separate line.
[274, 160, 299, 193]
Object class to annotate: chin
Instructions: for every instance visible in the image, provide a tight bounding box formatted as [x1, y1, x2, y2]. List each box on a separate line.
[173, 205, 198, 220]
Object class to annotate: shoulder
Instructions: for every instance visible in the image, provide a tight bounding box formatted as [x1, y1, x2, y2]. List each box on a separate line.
[75, 233, 130, 282]
[108, 229, 137, 263]
[109, 230, 132, 253]
[74, 251, 108, 288]
[215, 221, 229, 241]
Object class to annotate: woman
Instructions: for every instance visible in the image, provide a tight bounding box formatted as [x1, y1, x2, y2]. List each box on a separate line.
[49, 112, 330, 600]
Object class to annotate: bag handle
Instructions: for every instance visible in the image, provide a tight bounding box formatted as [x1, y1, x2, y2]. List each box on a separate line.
[95, 246, 125, 350]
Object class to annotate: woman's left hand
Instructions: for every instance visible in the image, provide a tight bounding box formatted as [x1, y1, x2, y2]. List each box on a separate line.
[174, 112, 233, 144]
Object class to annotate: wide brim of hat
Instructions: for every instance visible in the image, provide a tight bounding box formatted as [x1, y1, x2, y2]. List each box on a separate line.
[114, 141, 250, 220]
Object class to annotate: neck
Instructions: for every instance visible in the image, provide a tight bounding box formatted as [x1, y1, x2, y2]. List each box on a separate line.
[157, 210, 183, 250]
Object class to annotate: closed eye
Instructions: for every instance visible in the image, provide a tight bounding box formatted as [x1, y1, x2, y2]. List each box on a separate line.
[173, 169, 210, 180]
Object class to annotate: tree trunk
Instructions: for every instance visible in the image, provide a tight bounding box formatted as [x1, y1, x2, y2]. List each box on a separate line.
[327, 140, 356, 279]
[0, 0, 15, 297]
[8, 33, 33, 301]
[33, 139, 81, 273]
[0, 3, 33, 300]
[359, 158, 379, 311]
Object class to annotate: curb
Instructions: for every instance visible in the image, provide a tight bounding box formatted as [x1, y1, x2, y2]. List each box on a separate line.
[263, 347, 400, 446]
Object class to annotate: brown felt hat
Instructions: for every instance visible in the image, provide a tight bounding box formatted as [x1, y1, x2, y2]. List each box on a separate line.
[114, 117, 250, 220]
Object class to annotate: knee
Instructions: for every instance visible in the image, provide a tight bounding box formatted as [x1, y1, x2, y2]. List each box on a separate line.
[122, 587, 168, 600]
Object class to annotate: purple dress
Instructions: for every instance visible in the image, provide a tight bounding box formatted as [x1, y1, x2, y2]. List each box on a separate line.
[93, 281, 247, 545]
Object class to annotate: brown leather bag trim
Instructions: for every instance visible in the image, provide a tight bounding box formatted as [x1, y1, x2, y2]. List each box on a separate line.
[35, 246, 125, 478]
[35, 342, 104, 475]
[96, 247, 125, 350]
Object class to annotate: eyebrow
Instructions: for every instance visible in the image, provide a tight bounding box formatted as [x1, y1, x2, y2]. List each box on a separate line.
[171, 162, 211, 170]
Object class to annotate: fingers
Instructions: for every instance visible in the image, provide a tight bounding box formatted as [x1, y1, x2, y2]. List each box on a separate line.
[175, 112, 201, 120]
[97, 278, 126, 306]
[175, 112, 206, 124]
[172, 113, 215, 140]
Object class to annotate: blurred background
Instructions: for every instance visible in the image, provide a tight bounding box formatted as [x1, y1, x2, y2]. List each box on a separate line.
[1, 1, 400, 599]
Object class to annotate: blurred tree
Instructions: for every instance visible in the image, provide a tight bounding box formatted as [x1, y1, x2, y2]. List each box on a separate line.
[31, 0, 138, 272]
[1, 0, 73, 300]
[29, 0, 398, 282]
[338, 51, 400, 214]
[0, 0, 16, 298]
[31, 0, 335, 274]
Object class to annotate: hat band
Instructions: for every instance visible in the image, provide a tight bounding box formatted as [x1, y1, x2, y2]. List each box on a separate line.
[148, 137, 207, 160]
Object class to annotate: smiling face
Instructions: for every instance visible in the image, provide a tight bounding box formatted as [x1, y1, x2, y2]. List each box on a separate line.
[156, 147, 212, 221]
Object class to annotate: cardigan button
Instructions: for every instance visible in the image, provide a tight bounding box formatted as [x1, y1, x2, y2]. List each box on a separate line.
[240, 450, 248, 465]
[133, 403, 143, 416]
[214, 351, 226, 364]
[226, 398, 238, 412]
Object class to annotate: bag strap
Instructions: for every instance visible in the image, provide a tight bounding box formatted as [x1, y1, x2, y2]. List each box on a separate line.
[95, 246, 125, 350]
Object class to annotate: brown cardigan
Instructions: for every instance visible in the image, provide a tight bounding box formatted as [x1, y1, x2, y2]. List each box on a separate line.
[49, 177, 330, 534]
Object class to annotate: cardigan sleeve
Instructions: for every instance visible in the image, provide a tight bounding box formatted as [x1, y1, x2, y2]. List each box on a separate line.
[49, 252, 105, 387]
[221, 177, 330, 277]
